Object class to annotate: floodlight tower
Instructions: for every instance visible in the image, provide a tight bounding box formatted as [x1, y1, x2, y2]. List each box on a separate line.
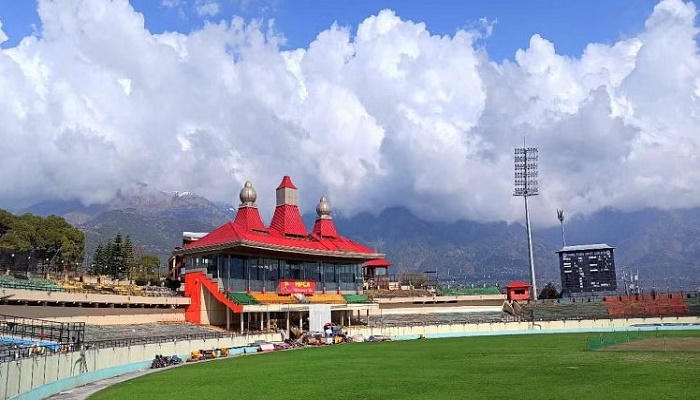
[557, 208, 566, 247]
[514, 144, 539, 299]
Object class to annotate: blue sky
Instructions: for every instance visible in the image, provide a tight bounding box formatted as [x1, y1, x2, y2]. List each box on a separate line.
[1, 0, 699, 223]
[0, 0, 658, 61]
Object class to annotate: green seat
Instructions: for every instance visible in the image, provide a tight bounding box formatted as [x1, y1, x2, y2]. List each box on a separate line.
[343, 294, 369, 303]
[227, 292, 259, 305]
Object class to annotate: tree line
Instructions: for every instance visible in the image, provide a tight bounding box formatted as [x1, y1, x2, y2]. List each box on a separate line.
[0, 209, 85, 272]
[0, 209, 163, 282]
[91, 233, 161, 282]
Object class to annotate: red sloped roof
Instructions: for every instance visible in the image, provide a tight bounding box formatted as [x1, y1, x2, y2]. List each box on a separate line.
[307, 232, 376, 253]
[312, 218, 338, 238]
[364, 258, 392, 268]
[180, 175, 381, 258]
[184, 221, 243, 249]
[277, 175, 297, 189]
[269, 204, 308, 237]
[506, 280, 531, 288]
[184, 221, 377, 255]
[233, 206, 267, 232]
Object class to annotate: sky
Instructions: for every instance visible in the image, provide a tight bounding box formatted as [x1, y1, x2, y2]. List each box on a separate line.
[0, 0, 697, 227]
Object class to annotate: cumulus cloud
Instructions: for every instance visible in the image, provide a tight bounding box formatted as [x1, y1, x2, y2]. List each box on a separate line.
[195, 0, 219, 17]
[0, 0, 699, 227]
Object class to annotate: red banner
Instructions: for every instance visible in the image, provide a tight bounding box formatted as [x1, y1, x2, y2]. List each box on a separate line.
[278, 280, 316, 295]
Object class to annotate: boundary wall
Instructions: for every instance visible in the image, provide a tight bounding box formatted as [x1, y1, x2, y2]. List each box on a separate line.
[4, 316, 700, 400]
[1, 332, 282, 400]
[346, 315, 700, 340]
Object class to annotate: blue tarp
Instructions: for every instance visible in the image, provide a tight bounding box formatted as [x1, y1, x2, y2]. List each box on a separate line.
[0, 337, 61, 352]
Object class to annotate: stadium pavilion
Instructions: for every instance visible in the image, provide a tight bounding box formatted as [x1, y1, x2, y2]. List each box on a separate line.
[171, 176, 387, 334]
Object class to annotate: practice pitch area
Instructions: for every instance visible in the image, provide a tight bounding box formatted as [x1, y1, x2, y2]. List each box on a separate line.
[91, 330, 700, 400]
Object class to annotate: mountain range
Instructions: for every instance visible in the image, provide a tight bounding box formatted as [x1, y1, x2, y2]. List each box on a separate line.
[16, 185, 700, 291]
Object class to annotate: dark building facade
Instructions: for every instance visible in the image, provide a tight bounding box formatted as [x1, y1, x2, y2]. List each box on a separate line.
[556, 244, 617, 295]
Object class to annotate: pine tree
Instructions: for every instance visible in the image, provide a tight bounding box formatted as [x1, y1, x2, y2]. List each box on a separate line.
[122, 235, 136, 280]
[110, 233, 124, 280]
[91, 244, 106, 275]
[90, 243, 104, 275]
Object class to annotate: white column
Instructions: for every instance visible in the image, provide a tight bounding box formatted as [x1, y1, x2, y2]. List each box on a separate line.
[286, 310, 290, 338]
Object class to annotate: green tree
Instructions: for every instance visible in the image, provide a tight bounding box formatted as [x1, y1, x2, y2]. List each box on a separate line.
[35, 215, 85, 272]
[539, 282, 560, 300]
[135, 254, 161, 282]
[91, 233, 161, 282]
[122, 235, 136, 278]
[109, 233, 124, 280]
[0, 210, 85, 273]
[92, 243, 108, 275]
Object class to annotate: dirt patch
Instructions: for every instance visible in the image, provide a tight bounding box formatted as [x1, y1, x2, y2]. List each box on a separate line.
[602, 337, 700, 352]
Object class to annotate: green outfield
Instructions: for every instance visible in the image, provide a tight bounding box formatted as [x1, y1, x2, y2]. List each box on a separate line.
[91, 330, 700, 400]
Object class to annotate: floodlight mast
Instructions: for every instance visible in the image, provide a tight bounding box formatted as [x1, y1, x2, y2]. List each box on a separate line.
[557, 209, 566, 247]
[514, 144, 539, 300]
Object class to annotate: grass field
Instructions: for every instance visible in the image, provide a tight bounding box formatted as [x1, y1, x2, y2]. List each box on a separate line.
[91, 330, 700, 400]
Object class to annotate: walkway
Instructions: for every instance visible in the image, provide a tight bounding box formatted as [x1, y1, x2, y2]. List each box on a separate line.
[46, 368, 152, 400]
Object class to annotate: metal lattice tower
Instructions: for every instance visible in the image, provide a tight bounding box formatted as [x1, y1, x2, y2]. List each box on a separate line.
[514, 144, 539, 299]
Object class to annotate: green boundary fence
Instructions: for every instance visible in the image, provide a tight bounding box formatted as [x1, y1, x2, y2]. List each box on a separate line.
[587, 328, 661, 350]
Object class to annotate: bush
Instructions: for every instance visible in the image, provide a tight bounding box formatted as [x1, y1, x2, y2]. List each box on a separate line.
[164, 277, 181, 291]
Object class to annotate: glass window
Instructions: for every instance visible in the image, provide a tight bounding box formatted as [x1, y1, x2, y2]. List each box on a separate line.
[229, 257, 244, 279]
[338, 264, 354, 284]
[264, 259, 279, 281]
[323, 263, 336, 283]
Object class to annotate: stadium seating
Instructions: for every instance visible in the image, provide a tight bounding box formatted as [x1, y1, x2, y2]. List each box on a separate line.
[524, 300, 610, 321]
[226, 292, 259, 305]
[46, 279, 179, 297]
[251, 292, 299, 304]
[603, 294, 688, 318]
[367, 311, 503, 327]
[307, 294, 346, 304]
[687, 295, 700, 315]
[84, 322, 224, 341]
[437, 286, 501, 296]
[366, 289, 433, 298]
[0, 275, 65, 292]
[343, 294, 369, 303]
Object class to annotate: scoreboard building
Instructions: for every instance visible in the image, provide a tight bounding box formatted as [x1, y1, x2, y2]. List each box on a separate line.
[556, 244, 617, 295]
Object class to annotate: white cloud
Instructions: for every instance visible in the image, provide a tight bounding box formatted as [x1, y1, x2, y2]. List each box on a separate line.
[0, 18, 8, 44]
[161, 0, 184, 9]
[195, 0, 219, 17]
[1, 0, 699, 227]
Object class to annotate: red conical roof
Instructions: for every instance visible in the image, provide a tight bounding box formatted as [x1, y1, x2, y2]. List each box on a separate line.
[277, 175, 297, 190]
[312, 218, 338, 238]
[233, 206, 267, 232]
[269, 204, 308, 236]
